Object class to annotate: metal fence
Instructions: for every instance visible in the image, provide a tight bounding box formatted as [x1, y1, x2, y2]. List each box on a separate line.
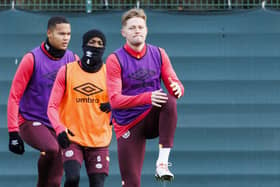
[0, 0, 279, 12]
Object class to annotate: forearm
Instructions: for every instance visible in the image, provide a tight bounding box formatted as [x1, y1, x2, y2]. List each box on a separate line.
[109, 91, 152, 109]
[7, 97, 20, 132]
[160, 48, 185, 97]
[7, 53, 34, 132]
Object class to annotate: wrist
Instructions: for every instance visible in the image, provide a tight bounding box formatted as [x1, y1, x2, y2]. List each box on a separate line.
[55, 125, 66, 136]
[9, 131, 19, 138]
[147, 92, 153, 104]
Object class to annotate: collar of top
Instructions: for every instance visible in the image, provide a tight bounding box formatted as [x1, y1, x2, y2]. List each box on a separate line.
[124, 43, 147, 59]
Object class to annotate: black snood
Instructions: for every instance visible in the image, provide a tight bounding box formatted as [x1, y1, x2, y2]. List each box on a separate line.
[80, 29, 106, 73]
[44, 39, 66, 59]
[81, 46, 105, 73]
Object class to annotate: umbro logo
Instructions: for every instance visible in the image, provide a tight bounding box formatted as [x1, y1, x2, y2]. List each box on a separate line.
[129, 68, 156, 81]
[74, 82, 103, 96]
[43, 71, 58, 81]
[128, 68, 156, 89]
[86, 51, 93, 58]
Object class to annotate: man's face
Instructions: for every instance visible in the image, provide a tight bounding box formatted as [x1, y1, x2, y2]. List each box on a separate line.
[87, 37, 104, 48]
[47, 23, 71, 50]
[121, 17, 147, 47]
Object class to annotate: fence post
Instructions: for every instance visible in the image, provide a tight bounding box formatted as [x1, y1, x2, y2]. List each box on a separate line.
[11, 0, 15, 9]
[86, 0, 92, 13]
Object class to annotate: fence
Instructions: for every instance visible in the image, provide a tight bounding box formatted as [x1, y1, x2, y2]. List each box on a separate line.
[0, 0, 280, 12]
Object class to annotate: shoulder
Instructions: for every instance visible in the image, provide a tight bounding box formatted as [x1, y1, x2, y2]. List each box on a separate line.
[106, 54, 121, 72]
[65, 61, 79, 70]
[64, 49, 79, 60]
[106, 53, 119, 64]
[20, 52, 35, 67]
[147, 44, 165, 54]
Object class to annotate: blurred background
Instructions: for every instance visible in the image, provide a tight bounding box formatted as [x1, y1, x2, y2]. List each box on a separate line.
[1, 1, 280, 187]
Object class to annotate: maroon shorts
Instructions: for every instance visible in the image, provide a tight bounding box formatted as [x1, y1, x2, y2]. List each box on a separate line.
[62, 143, 110, 175]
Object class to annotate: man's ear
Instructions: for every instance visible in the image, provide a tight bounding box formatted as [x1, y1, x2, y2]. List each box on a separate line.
[47, 29, 51, 38]
[121, 28, 126, 38]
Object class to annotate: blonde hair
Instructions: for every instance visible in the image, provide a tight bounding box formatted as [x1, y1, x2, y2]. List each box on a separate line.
[121, 8, 147, 27]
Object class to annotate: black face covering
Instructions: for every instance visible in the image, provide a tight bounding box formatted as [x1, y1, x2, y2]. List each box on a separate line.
[81, 45, 105, 73]
[80, 29, 106, 73]
[44, 39, 66, 59]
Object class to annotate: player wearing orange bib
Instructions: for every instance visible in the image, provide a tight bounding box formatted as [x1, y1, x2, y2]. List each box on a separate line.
[48, 29, 112, 187]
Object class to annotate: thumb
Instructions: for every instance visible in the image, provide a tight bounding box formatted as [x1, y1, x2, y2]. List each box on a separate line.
[168, 77, 176, 88]
[168, 77, 173, 84]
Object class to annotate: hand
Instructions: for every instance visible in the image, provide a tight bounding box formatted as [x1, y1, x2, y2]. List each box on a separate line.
[151, 89, 168, 107]
[57, 131, 71, 149]
[100, 102, 111, 113]
[9, 132, 25, 155]
[169, 77, 182, 99]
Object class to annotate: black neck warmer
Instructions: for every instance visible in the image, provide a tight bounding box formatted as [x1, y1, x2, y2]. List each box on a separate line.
[44, 39, 66, 59]
[81, 46, 105, 73]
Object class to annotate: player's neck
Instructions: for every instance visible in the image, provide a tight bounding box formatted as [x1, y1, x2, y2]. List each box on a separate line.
[128, 43, 145, 52]
[43, 39, 66, 59]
